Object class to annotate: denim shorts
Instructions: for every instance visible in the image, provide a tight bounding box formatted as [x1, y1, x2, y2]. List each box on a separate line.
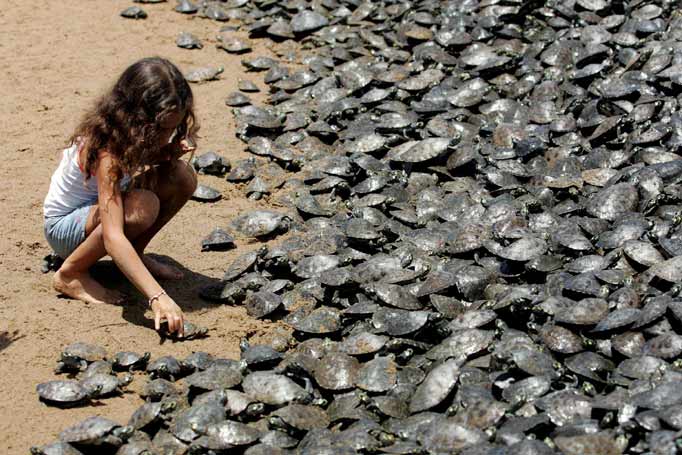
[44, 204, 95, 259]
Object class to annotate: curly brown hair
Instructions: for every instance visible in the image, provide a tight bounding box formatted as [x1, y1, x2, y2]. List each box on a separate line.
[69, 57, 199, 189]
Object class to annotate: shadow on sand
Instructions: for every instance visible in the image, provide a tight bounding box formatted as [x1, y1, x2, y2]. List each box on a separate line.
[89, 254, 224, 335]
[0, 330, 26, 354]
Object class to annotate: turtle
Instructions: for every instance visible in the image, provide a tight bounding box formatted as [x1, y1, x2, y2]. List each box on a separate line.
[240, 340, 283, 368]
[290, 11, 329, 34]
[201, 228, 235, 251]
[81, 360, 114, 378]
[241, 372, 309, 405]
[184, 363, 244, 393]
[176, 32, 202, 49]
[270, 404, 330, 433]
[79, 373, 132, 398]
[217, 36, 252, 54]
[230, 210, 290, 238]
[242, 57, 277, 71]
[183, 351, 214, 372]
[238, 80, 260, 92]
[175, 0, 198, 14]
[185, 66, 224, 83]
[56, 342, 107, 373]
[112, 351, 150, 371]
[192, 151, 230, 175]
[146, 355, 185, 380]
[194, 420, 262, 451]
[120, 6, 147, 19]
[159, 320, 209, 340]
[128, 400, 178, 432]
[140, 378, 180, 401]
[170, 401, 226, 442]
[59, 416, 133, 448]
[30, 442, 84, 455]
[111, 432, 155, 455]
[245, 291, 283, 319]
[225, 92, 251, 107]
[191, 184, 221, 202]
[36, 380, 99, 407]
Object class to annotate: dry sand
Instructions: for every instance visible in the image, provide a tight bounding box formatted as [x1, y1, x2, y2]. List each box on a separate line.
[0, 0, 293, 451]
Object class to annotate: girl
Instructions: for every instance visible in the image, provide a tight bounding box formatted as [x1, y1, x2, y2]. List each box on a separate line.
[43, 57, 199, 337]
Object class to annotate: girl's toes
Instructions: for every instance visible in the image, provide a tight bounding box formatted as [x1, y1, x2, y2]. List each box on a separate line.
[108, 289, 127, 304]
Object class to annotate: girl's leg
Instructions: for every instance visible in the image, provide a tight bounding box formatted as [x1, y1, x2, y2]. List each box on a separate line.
[53, 189, 161, 305]
[132, 160, 197, 280]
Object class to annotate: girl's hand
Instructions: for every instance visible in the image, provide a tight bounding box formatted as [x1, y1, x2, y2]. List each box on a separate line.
[178, 139, 196, 156]
[151, 294, 185, 337]
[160, 138, 195, 161]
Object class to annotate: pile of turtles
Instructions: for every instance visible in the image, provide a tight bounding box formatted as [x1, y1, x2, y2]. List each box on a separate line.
[34, 0, 682, 453]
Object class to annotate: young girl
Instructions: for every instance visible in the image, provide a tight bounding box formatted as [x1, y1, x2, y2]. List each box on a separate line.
[43, 57, 199, 337]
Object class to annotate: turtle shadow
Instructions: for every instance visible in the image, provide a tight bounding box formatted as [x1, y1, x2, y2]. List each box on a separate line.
[0, 330, 25, 353]
[89, 254, 224, 333]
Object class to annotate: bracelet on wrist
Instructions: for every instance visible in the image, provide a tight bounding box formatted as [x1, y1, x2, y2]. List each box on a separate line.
[148, 290, 167, 307]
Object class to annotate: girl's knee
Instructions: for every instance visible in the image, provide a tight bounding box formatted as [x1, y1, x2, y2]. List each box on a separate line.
[125, 190, 160, 233]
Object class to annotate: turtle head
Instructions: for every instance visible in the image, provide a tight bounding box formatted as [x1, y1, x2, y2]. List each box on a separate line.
[268, 416, 288, 431]
[113, 425, 134, 441]
[87, 384, 103, 398]
[30, 447, 45, 455]
[246, 402, 266, 417]
[161, 399, 177, 414]
[120, 373, 134, 387]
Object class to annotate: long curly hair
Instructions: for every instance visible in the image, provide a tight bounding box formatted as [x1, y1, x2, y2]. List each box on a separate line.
[69, 57, 199, 189]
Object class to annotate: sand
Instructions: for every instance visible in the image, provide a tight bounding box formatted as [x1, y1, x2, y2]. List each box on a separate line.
[0, 0, 292, 451]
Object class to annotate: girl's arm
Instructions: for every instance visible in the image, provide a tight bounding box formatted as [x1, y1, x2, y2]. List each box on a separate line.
[95, 152, 185, 336]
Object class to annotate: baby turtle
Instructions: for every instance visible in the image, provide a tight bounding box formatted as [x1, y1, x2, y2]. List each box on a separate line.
[192, 151, 230, 175]
[30, 442, 83, 455]
[185, 363, 244, 392]
[238, 80, 259, 92]
[120, 6, 147, 19]
[242, 372, 309, 405]
[191, 184, 221, 202]
[80, 373, 132, 398]
[37, 380, 98, 407]
[59, 416, 133, 449]
[128, 400, 178, 432]
[240, 341, 283, 368]
[185, 66, 224, 83]
[196, 420, 262, 450]
[159, 320, 209, 340]
[171, 401, 226, 442]
[146, 355, 185, 380]
[409, 358, 461, 413]
[225, 92, 251, 107]
[290, 10, 329, 34]
[245, 291, 283, 319]
[230, 210, 290, 238]
[175, 0, 198, 14]
[176, 32, 202, 49]
[271, 404, 330, 432]
[217, 36, 251, 54]
[201, 228, 235, 251]
[112, 351, 150, 371]
[56, 342, 107, 373]
[140, 378, 180, 401]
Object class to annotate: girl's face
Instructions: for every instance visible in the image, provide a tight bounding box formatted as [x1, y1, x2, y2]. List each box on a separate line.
[157, 110, 185, 147]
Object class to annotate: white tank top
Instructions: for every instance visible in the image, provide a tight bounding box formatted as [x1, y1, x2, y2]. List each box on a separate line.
[43, 143, 130, 218]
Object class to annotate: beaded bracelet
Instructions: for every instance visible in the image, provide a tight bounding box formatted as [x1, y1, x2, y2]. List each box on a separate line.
[148, 290, 167, 307]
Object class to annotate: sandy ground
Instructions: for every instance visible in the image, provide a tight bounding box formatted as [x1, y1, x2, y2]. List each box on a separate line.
[0, 1, 293, 451]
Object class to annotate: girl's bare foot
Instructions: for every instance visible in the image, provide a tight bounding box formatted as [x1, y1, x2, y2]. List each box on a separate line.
[142, 255, 183, 280]
[53, 270, 125, 305]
